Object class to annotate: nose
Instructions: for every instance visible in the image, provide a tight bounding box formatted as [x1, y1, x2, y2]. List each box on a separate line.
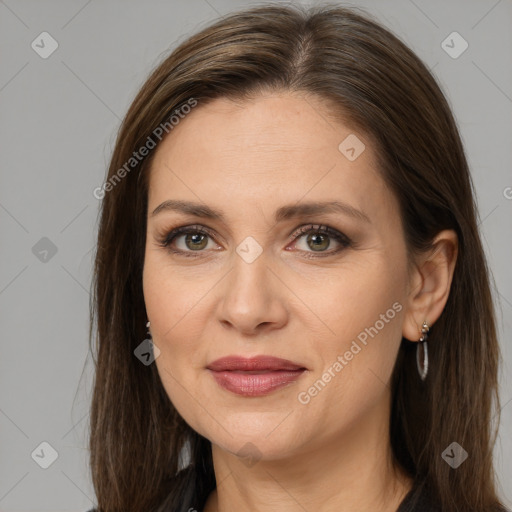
[215, 250, 289, 337]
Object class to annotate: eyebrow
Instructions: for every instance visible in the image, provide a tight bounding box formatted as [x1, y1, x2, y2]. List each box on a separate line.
[151, 199, 371, 224]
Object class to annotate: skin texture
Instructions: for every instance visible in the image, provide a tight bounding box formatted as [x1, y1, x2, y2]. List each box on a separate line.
[142, 91, 458, 512]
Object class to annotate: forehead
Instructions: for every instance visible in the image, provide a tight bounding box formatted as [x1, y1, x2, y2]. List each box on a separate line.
[147, 92, 391, 222]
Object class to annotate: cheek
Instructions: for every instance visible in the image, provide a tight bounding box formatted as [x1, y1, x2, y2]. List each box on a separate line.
[142, 251, 220, 416]
[296, 307, 404, 441]
[305, 255, 405, 352]
[143, 246, 210, 336]
[143, 267, 206, 429]
[142, 255, 205, 380]
[297, 259, 406, 410]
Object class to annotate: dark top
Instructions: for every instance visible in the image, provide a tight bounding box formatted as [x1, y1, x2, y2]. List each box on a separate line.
[396, 480, 440, 512]
[86, 478, 510, 511]
[86, 480, 439, 512]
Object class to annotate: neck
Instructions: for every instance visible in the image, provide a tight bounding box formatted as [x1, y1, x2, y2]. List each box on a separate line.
[203, 401, 413, 512]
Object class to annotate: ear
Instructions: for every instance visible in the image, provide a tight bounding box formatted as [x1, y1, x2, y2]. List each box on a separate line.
[402, 229, 458, 342]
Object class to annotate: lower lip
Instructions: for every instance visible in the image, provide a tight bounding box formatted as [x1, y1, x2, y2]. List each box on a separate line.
[208, 369, 306, 397]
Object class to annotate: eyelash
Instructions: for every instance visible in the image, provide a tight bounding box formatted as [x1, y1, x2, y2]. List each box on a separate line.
[155, 223, 352, 259]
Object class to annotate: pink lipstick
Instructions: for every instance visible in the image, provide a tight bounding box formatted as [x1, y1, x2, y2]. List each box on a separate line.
[206, 356, 307, 397]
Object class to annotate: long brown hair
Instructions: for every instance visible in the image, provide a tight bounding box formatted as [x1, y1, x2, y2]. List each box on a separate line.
[88, 4, 506, 511]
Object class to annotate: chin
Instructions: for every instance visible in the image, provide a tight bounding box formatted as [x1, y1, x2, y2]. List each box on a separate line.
[192, 412, 308, 462]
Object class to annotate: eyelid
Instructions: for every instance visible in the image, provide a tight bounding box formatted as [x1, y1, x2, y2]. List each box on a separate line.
[286, 224, 352, 257]
[155, 222, 352, 257]
[156, 224, 216, 247]
[286, 223, 349, 242]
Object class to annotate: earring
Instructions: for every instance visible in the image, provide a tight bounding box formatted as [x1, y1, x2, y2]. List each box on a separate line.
[416, 320, 429, 381]
[137, 320, 161, 364]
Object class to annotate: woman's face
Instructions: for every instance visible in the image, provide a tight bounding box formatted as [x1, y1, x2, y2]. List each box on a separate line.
[143, 91, 411, 461]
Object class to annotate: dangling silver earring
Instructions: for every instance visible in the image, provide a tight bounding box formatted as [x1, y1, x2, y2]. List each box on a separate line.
[134, 320, 160, 365]
[416, 320, 430, 381]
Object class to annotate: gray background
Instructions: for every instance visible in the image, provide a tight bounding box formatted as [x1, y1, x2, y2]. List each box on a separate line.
[0, 0, 511, 510]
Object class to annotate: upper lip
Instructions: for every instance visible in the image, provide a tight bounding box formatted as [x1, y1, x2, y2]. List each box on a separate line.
[207, 355, 306, 372]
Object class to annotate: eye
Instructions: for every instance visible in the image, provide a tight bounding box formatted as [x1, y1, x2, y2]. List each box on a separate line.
[155, 225, 218, 257]
[155, 223, 352, 258]
[287, 224, 352, 259]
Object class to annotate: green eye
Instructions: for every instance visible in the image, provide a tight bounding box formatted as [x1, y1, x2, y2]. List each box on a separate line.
[157, 223, 351, 259]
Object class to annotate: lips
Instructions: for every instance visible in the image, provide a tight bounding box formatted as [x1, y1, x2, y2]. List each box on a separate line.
[207, 355, 306, 372]
[206, 356, 307, 397]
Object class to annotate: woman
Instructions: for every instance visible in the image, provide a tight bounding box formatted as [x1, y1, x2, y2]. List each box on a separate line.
[86, 4, 509, 512]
